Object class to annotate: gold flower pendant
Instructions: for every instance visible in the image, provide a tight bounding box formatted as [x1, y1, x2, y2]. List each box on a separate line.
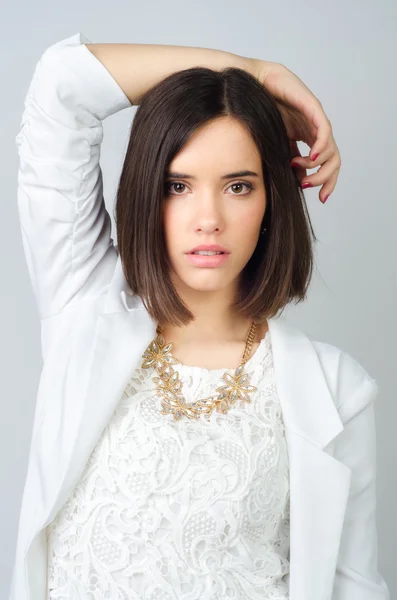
[141, 329, 258, 421]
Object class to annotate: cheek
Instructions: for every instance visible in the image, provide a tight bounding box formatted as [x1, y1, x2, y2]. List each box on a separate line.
[163, 204, 182, 248]
[233, 204, 264, 234]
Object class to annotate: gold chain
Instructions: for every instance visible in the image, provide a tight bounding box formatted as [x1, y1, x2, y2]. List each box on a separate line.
[140, 320, 259, 421]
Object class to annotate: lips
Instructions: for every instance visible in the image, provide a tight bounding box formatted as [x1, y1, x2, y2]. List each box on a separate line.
[191, 251, 224, 255]
[186, 252, 230, 267]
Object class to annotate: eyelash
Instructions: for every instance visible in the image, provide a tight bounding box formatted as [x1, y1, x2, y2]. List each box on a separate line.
[165, 180, 255, 196]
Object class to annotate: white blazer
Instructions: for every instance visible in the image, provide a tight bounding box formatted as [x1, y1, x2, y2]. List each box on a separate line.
[9, 32, 390, 600]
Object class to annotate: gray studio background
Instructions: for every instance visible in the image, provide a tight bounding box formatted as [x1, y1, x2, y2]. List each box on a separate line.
[1, 0, 396, 596]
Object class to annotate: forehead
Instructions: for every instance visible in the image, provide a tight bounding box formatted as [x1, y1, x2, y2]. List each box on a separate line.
[169, 117, 262, 175]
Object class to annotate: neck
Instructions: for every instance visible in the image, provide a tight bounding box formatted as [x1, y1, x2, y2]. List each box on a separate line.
[159, 282, 264, 344]
[162, 313, 253, 345]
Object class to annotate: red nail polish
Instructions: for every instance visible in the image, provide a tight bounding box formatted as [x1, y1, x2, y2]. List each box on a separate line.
[311, 153, 319, 161]
[291, 162, 300, 168]
[301, 182, 312, 189]
[322, 194, 330, 203]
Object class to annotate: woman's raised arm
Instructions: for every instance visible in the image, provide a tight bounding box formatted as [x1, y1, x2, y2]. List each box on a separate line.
[85, 42, 263, 106]
[15, 33, 131, 321]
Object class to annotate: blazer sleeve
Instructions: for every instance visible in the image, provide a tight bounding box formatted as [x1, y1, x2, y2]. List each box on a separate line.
[15, 33, 132, 321]
[331, 351, 390, 599]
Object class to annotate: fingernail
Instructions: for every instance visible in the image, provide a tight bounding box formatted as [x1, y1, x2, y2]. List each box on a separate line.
[311, 153, 319, 161]
[322, 194, 330, 203]
[291, 162, 300, 168]
[301, 182, 313, 189]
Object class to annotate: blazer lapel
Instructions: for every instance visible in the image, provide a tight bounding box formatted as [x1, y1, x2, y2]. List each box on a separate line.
[24, 256, 352, 600]
[269, 319, 352, 599]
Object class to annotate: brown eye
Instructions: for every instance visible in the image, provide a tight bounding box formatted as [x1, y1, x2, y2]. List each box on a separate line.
[165, 182, 187, 194]
[228, 181, 254, 195]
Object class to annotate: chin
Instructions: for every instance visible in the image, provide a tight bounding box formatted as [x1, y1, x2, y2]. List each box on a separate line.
[174, 269, 238, 293]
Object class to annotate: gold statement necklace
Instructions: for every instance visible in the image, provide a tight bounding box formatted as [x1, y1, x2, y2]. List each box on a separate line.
[140, 320, 259, 421]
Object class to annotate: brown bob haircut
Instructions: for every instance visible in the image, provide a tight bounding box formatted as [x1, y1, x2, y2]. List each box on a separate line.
[115, 66, 317, 328]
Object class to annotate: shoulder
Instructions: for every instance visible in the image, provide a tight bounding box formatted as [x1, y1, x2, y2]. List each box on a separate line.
[269, 315, 379, 423]
[311, 338, 379, 424]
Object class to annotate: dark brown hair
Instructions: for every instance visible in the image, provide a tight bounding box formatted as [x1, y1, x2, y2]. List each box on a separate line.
[115, 66, 317, 327]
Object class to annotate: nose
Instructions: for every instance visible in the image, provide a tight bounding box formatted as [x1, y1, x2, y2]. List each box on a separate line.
[194, 195, 225, 233]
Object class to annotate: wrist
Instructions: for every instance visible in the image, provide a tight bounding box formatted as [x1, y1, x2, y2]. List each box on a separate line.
[249, 57, 285, 86]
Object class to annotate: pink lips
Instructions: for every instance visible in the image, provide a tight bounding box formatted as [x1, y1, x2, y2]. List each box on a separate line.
[186, 252, 230, 267]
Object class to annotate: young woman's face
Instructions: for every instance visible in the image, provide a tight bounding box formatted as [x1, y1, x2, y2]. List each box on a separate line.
[162, 116, 267, 297]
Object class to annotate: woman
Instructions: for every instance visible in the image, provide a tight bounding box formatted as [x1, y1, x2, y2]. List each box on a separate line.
[10, 32, 389, 600]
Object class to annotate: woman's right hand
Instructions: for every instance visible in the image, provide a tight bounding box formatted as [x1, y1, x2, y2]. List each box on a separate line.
[256, 60, 341, 204]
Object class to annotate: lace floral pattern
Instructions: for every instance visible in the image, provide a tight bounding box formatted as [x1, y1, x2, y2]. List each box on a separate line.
[47, 331, 290, 599]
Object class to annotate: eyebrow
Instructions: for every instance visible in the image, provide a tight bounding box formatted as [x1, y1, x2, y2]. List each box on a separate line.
[166, 170, 259, 180]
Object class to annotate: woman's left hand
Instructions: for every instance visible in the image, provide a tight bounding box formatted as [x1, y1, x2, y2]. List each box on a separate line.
[254, 60, 341, 204]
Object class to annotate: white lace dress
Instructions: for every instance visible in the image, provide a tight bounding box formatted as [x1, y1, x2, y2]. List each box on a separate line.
[46, 330, 290, 600]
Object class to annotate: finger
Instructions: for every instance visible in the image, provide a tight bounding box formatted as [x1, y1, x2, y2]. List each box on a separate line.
[290, 144, 335, 170]
[289, 137, 342, 202]
[300, 153, 341, 187]
[300, 156, 341, 202]
[307, 103, 333, 161]
[317, 170, 339, 203]
[304, 169, 339, 204]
